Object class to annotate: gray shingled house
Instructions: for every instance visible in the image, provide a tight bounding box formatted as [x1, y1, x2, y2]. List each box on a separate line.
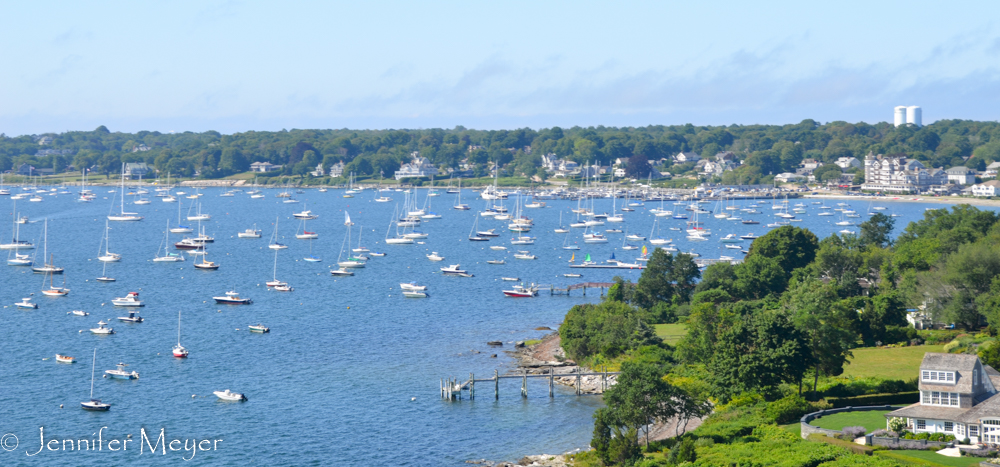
[886, 353, 1000, 443]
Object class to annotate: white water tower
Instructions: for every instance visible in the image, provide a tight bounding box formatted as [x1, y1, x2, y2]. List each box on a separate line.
[894, 106, 907, 127]
[906, 106, 922, 127]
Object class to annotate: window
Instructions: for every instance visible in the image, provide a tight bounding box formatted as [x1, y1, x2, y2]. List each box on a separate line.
[916, 420, 926, 430]
[922, 370, 955, 383]
[971, 425, 980, 437]
[945, 422, 954, 432]
[921, 391, 961, 407]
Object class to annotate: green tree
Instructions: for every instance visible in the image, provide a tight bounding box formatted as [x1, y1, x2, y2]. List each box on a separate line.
[784, 279, 857, 398]
[625, 153, 651, 178]
[859, 212, 895, 249]
[218, 147, 249, 175]
[634, 250, 700, 308]
[747, 225, 819, 275]
[734, 254, 787, 299]
[978, 341, 1000, 370]
[708, 309, 811, 401]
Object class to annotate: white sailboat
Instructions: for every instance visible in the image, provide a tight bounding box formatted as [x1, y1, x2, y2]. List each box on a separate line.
[107, 163, 143, 221]
[97, 220, 121, 262]
[170, 200, 193, 233]
[154, 220, 185, 262]
[1, 199, 34, 250]
[266, 248, 287, 287]
[268, 217, 288, 249]
[81, 349, 111, 411]
[172, 311, 188, 357]
[31, 219, 64, 274]
[384, 205, 414, 244]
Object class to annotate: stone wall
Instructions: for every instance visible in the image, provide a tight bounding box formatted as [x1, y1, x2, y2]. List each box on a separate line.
[800, 405, 901, 440]
[868, 436, 950, 450]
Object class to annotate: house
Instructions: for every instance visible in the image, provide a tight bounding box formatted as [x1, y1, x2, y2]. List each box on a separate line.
[675, 152, 701, 163]
[37, 136, 53, 145]
[250, 161, 281, 173]
[906, 310, 936, 330]
[16, 163, 37, 176]
[328, 161, 345, 178]
[394, 155, 440, 180]
[972, 180, 1000, 197]
[800, 158, 823, 172]
[835, 157, 861, 169]
[984, 162, 1000, 179]
[715, 151, 737, 163]
[774, 172, 807, 183]
[132, 144, 151, 152]
[945, 167, 977, 185]
[885, 353, 1000, 443]
[614, 168, 626, 178]
[124, 162, 150, 179]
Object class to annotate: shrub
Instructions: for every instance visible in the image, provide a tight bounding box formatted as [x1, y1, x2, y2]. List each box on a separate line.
[818, 453, 905, 466]
[887, 417, 907, 433]
[824, 391, 919, 408]
[943, 339, 962, 353]
[694, 437, 715, 448]
[752, 424, 799, 442]
[765, 395, 814, 424]
[807, 433, 874, 456]
[915, 432, 929, 440]
[842, 426, 866, 440]
[870, 429, 898, 438]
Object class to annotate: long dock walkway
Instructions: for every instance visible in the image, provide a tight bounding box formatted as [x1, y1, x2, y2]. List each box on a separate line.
[441, 367, 621, 400]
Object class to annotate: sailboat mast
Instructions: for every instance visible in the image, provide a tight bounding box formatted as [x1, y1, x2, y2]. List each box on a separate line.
[90, 348, 97, 399]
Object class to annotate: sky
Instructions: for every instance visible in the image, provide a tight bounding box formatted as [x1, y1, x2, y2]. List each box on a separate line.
[2, 1, 1000, 136]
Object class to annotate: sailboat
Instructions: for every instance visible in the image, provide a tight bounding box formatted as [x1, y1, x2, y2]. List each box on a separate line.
[337, 225, 366, 268]
[172, 311, 189, 358]
[154, 220, 185, 262]
[186, 202, 210, 221]
[193, 243, 219, 270]
[351, 226, 369, 253]
[268, 217, 288, 249]
[96, 259, 115, 282]
[453, 179, 469, 210]
[295, 218, 319, 239]
[266, 248, 288, 287]
[97, 220, 121, 262]
[107, 163, 143, 221]
[1, 200, 34, 250]
[41, 264, 70, 296]
[31, 219, 64, 274]
[554, 211, 569, 233]
[81, 349, 111, 411]
[468, 213, 488, 241]
[384, 205, 414, 244]
[304, 238, 321, 262]
[622, 228, 639, 250]
[170, 200, 193, 233]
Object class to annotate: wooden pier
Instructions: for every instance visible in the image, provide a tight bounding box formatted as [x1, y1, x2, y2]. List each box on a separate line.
[440, 367, 620, 401]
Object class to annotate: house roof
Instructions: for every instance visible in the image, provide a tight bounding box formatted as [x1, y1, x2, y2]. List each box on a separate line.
[886, 403, 969, 421]
[920, 353, 978, 393]
[958, 392, 1000, 423]
[946, 166, 976, 174]
[978, 180, 1000, 188]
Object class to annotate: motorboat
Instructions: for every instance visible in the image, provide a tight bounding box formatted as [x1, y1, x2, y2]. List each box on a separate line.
[563, 273, 582, 278]
[112, 292, 144, 307]
[503, 284, 538, 297]
[71, 310, 89, 316]
[248, 324, 270, 333]
[90, 321, 115, 334]
[742, 219, 761, 224]
[174, 238, 204, 250]
[403, 290, 428, 298]
[400, 282, 427, 291]
[501, 277, 519, 281]
[426, 252, 445, 261]
[490, 246, 507, 251]
[440, 264, 472, 277]
[56, 354, 75, 364]
[118, 310, 143, 323]
[513, 251, 537, 260]
[238, 227, 262, 238]
[486, 259, 505, 264]
[213, 389, 248, 402]
[626, 234, 646, 241]
[7, 253, 32, 266]
[105, 362, 139, 380]
[16, 297, 38, 309]
[369, 252, 386, 257]
[740, 233, 759, 240]
[214, 290, 252, 305]
[293, 210, 318, 220]
[274, 284, 294, 292]
[719, 234, 742, 243]
[330, 268, 355, 276]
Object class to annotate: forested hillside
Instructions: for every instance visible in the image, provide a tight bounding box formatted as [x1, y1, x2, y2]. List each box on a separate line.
[3, 119, 1000, 181]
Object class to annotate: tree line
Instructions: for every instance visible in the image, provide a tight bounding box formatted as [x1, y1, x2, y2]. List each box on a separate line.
[4, 119, 1000, 182]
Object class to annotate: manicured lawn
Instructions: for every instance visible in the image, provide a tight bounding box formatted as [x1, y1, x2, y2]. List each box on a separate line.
[810, 410, 889, 432]
[654, 323, 688, 345]
[779, 423, 802, 437]
[842, 345, 946, 380]
[876, 449, 982, 466]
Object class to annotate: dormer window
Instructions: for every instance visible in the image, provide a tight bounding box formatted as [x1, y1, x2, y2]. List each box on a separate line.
[922, 370, 955, 383]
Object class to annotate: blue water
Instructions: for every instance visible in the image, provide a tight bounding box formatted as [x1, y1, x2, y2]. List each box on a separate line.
[0, 189, 981, 465]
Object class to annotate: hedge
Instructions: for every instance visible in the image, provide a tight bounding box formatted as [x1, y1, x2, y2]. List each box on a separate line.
[824, 392, 919, 408]
[807, 433, 874, 456]
[874, 450, 952, 466]
[818, 453, 908, 467]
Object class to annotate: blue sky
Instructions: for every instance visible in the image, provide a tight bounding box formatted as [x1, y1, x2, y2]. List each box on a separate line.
[2, 1, 999, 135]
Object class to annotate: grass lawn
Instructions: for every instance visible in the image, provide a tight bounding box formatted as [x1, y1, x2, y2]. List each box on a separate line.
[810, 410, 889, 432]
[876, 450, 982, 467]
[654, 323, 688, 346]
[842, 345, 945, 381]
[779, 423, 802, 437]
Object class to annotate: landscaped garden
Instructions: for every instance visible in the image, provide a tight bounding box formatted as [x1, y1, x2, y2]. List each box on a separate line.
[809, 410, 890, 432]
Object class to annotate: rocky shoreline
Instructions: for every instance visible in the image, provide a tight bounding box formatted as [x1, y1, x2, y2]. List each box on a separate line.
[466, 454, 574, 467]
[506, 332, 616, 394]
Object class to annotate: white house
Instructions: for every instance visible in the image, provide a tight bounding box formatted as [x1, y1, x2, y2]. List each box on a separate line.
[328, 161, 345, 178]
[675, 152, 701, 163]
[984, 162, 1000, 179]
[946, 167, 977, 185]
[972, 180, 1000, 197]
[801, 158, 823, 171]
[886, 353, 1000, 444]
[774, 172, 807, 183]
[250, 161, 281, 173]
[835, 157, 861, 169]
[394, 155, 440, 180]
[862, 152, 948, 193]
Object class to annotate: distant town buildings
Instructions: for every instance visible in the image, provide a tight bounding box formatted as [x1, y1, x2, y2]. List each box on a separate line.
[35, 149, 75, 156]
[861, 152, 948, 193]
[894, 105, 922, 127]
[124, 162, 151, 180]
[674, 151, 700, 163]
[835, 157, 861, 169]
[972, 180, 1000, 197]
